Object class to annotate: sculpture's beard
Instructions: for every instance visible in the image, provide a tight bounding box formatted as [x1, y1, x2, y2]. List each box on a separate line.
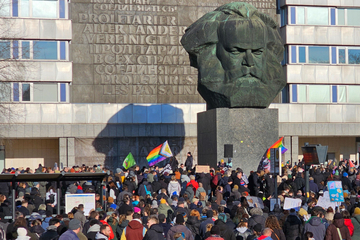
[223, 66, 264, 86]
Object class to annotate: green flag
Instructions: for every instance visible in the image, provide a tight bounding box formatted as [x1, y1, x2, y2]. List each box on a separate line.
[122, 152, 136, 170]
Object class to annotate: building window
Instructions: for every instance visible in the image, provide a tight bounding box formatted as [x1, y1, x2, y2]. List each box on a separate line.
[291, 84, 297, 103]
[348, 49, 360, 64]
[287, 7, 360, 26]
[332, 86, 337, 103]
[0, 40, 68, 60]
[18, 0, 66, 18]
[5, 82, 68, 102]
[0, 0, 11, 16]
[308, 46, 329, 64]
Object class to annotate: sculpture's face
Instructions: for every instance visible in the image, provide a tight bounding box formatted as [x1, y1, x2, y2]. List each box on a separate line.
[181, 3, 286, 109]
[217, 20, 267, 86]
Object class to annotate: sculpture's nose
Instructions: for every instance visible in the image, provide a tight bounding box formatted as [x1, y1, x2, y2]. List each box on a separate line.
[242, 49, 254, 66]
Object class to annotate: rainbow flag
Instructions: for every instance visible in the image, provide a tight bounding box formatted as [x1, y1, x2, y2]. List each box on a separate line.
[146, 141, 173, 167]
[266, 137, 288, 159]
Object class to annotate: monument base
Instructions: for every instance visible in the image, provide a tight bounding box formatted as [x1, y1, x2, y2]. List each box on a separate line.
[197, 108, 279, 176]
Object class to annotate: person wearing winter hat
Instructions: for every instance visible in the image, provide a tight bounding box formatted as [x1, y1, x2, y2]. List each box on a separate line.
[351, 207, 360, 239]
[248, 208, 266, 231]
[158, 198, 173, 218]
[16, 227, 30, 240]
[151, 199, 158, 209]
[325, 212, 351, 240]
[59, 219, 81, 240]
[214, 213, 236, 240]
[167, 214, 194, 240]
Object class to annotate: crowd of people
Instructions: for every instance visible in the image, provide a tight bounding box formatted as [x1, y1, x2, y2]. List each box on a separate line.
[0, 155, 359, 240]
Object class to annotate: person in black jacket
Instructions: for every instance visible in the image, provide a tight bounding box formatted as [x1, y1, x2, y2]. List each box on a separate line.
[248, 171, 261, 197]
[39, 218, 60, 240]
[214, 213, 236, 240]
[185, 152, 193, 171]
[282, 209, 303, 240]
[143, 215, 164, 240]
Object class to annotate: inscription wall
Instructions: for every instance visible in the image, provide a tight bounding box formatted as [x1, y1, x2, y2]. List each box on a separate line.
[71, 0, 278, 103]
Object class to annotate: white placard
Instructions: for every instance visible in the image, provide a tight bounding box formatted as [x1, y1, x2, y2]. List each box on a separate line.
[316, 191, 338, 210]
[270, 198, 281, 211]
[65, 194, 96, 216]
[283, 197, 302, 210]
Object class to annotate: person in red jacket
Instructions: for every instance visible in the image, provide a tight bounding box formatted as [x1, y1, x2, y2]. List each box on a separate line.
[342, 210, 354, 236]
[187, 175, 199, 194]
[99, 212, 115, 240]
[120, 213, 147, 240]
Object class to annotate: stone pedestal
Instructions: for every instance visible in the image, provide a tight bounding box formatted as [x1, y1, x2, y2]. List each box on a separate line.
[197, 108, 279, 176]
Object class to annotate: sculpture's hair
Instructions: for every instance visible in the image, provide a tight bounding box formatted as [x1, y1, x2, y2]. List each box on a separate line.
[181, 2, 283, 68]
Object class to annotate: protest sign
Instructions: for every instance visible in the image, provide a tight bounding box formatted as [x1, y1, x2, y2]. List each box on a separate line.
[270, 198, 281, 211]
[316, 191, 337, 210]
[195, 165, 210, 173]
[284, 197, 302, 210]
[246, 196, 264, 209]
[327, 181, 344, 202]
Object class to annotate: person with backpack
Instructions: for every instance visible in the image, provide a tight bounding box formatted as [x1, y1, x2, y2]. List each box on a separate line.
[196, 183, 208, 206]
[120, 213, 147, 240]
[138, 179, 152, 198]
[39, 218, 60, 240]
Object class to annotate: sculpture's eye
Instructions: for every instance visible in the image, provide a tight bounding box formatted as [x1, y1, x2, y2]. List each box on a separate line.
[253, 48, 264, 55]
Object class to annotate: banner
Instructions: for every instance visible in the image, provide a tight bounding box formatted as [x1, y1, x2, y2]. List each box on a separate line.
[328, 181, 344, 202]
[195, 165, 210, 173]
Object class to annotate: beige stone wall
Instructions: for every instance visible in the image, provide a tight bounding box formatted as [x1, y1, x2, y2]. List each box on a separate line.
[298, 137, 357, 163]
[4, 139, 59, 170]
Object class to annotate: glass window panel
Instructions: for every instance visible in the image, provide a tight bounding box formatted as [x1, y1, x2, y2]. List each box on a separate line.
[338, 9, 345, 25]
[338, 86, 346, 103]
[281, 8, 287, 27]
[0, 0, 11, 16]
[348, 86, 360, 103]
[22, 83, 30, 101]
[60, 41, 65, 60]
[331, 8, 336, 25]
[59, 0, 65, 18]
[299, 47, 306, 63]
[307, 7, 329, 25]
[296, 7, 305, 24]
[20, 0, 29, 17]
[308, 85, 331, 103]
[13, 83, 19, 101]
[60, 83, 66, 102]
[291, 46, 297, 63]
[13, 41, 18, 59]
[33, 83, 57, 102]
[332, 86, 337, 102]
[290, 7, 296, 24]
[0, 82, 11, 101]
[22, 41, 30, 59]
[0, 41, 10, 59]
[33, 41, 57, 60]
[298, 85, 307, 103]
[32, 0, 57, 18]
[12, 0, 18, 16]
[308, 46, 329, 64]
[338, 49, 345, 64]
[292, 84, 297, 102]
[331, 47, 336, 64]
[348, 49, 360, 64]
[347, 9, 360, 26]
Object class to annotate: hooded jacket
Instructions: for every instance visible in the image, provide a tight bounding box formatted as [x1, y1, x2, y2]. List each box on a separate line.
[325, 218, 351, 240]
[95, 232, 108, 240]
[168, 181, 181, 196]
[167, 224, 194, 240]
[120, 219, 146, 240]
[158, 203, 173, 218]
[86, 224, 101, 240]
[304, 216, 326, 240]
[143, 224, 164, 240]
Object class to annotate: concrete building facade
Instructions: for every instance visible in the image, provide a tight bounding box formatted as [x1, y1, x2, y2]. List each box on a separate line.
[1, 0, 359, 170]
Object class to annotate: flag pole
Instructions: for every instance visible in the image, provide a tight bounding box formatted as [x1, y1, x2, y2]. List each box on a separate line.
[279, 147, 282, 176]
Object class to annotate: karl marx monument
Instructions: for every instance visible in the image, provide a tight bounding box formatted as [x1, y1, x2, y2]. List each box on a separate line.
[181, 2, 285, 174]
